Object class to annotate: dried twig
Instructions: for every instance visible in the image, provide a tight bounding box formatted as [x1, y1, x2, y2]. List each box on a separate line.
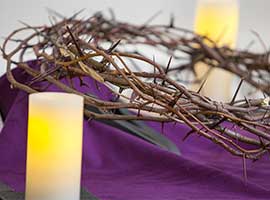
[1, 13, 270, 160]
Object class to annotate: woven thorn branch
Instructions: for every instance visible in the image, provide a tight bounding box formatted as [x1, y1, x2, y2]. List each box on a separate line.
[1, 11, 270, 161]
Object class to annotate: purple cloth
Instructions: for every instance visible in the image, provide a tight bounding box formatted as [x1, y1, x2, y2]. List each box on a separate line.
[0, 61, 270, 199]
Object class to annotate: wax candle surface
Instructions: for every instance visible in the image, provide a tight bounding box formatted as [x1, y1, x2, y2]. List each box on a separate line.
[26, 92, 84, 200]
[193, 0, 239, 101]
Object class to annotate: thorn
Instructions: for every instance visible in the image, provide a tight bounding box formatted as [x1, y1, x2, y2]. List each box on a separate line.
[92, 11, 103, 20]
[69, 8, 86, 20]
[137, 109, 141, 117]
[1, 37, 23, 43]
[252, 158, 259, 163]
[244, 40, 255, 51]
[88, 116, 94, 123]
[197, 78, 207, 94]
[79, 76, 89, 87]
[66, 26, 84, 56]
[106, 40, 121, 54]
[258, 137, 266, 148]
[168, 92, 184, 107]
[161, 122, 165, 134]
[108, 8, 116, 21]
[114, 87, 124, 102]
[251, 30, 268, 54]
[244, 96, 249, 105]
[219, 126, 227, 134]
[94, 80, 100, 91]
[140, 10, 162, 29]
[169, 13, 174, 28]
[182, 129, 194, 141]
[87, 35, 95, 43]
[18, 20, 31, 27]
[153, 56, 157, 84]
[262, 106, 269, 121]
[209, 117, 226, 129]
[29, 66, 60, 85]
[162, 56, 173, 85]
[230, 78, 244, 105]
[46, 7, 65, 19]
[165, 56, 173, 74]
[0, 46, 6, 58]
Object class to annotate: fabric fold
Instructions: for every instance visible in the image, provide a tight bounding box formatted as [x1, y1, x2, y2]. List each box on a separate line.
[0, 62, 270, 200]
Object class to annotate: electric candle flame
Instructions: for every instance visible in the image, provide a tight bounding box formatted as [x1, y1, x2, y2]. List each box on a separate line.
[193, 0, 239, 101]
[26, 92, 84, 200]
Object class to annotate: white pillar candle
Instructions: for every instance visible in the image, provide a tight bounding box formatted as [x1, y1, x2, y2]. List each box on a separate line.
[193, 0, 239, 101]
[26, 92, 84, 200]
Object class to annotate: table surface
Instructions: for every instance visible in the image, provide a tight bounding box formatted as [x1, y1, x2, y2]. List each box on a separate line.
[0, 182, 99, 200]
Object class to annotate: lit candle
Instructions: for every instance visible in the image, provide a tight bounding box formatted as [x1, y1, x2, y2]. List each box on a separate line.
[26, 92, 84, 200]
[193, 0, 239, 101]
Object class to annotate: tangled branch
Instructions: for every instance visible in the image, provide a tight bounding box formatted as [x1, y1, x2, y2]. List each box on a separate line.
[1, 12, 270, 160]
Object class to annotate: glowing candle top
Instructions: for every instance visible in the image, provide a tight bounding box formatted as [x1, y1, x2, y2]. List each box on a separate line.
[194, 0, 239, 47]
[26, 92, 84, 200]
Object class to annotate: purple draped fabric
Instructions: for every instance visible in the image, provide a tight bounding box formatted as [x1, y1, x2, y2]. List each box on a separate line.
[0, 61, 270, 199]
